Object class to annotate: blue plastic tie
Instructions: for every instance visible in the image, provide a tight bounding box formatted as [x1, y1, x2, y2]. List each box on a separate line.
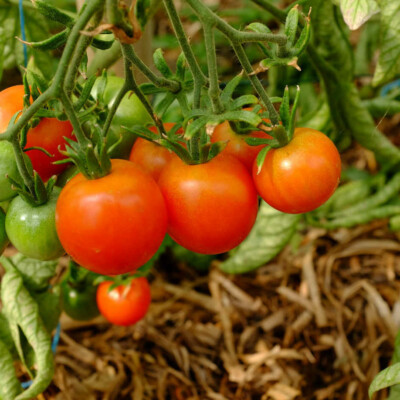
[19, 0, 28, 67]
[380, 79, 400, 97]
[21, 323, 61, 389]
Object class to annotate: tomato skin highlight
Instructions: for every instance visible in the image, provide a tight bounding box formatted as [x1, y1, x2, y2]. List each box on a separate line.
[158, 155, 259, 255]
[5, 188, 65, 260]
[0, 85, 74, 182]
[55, 159, 168, 275]
[252, 127, 341, 214]
[129, 123, 182, 181]
[96, 278, 151, 326]
[212, 120, 272, 172]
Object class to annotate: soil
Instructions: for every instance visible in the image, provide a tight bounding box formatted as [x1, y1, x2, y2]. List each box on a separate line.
[34, 218, 400, 400]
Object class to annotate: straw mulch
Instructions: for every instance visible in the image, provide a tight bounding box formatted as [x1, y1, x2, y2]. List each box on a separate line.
[40, 219, 400, 400]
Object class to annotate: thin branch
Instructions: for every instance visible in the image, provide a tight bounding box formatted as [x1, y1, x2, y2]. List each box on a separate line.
[122, 44, 181, 92]
[231, 42, 280, 125]
[163, 0, 207, 108]
[186, 0, 287, 45]
[251, 0, 287, 22]
[203, 23, 224, 113]
[121, 45, 166, 136]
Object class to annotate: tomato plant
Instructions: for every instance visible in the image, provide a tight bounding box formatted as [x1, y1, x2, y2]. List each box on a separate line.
[91, 76, 152, 159]
[129, 123, 182, 181]
[96, 278, 151, 326]
[212, 120, 272, 171]
[55, 159, 168, 275]
[2, 0, 399, 397]
[253, 127, 341, 214]
[158, 154, 258, 254]
[0, 208, 8, 254]
[5, 188, 64, 260]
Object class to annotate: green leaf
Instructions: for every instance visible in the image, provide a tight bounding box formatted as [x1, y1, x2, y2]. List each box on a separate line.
[339, 0, 380, 30]
[219, 202, 300, 274]
[255, 145, 270, 173]
[0, 313, 15, 357]
[154, 92, 176, 117]
[0, 340, 22, 400]
[221, 73, 243, 104]
[135, 0, 151, 29]
[153, 48, 174, 78]
[0, 263, 54, 400]
[246, 22, 272, 34]
[369, 362, 400, 398]
[279, 86, 290, 130]
[33, 289, 61, 334]
[388, 384, 400, 400]
[285, 5, 299, 47]
[314, 178, 373, 216]
[7, 254, 58, 292]
[32, 0, 75, 28]
[392, 330, 400, 364]
[230, 95, 258, 110]
[23, 29, 68, 51]
[373, 0, 400, 86]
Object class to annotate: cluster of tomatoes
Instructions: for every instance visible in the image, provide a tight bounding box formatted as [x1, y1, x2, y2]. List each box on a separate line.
[0, 84, 341, 326]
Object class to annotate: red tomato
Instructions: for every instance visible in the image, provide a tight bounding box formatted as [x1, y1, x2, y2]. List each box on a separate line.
[253, 127, 341, 214]
[26, 118, 74, 181]
[0, 85, 74, 181]
[56, 159, 168, 275]
[97, 278, 151, 326]
[0, 86, 25, 132]
[211, 119, 272, 171]
[158, 154, 258, 254]
[129, 123, 182, 181]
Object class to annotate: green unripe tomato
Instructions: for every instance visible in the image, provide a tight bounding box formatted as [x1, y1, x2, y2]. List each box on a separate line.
[0, 200, 10, 212]
[61, 279, 100, 321]
[91, 76, 152, 159]
[0, 208, 8, 254]
[5, 188, 64, 260]
[0, 141, 22, 202]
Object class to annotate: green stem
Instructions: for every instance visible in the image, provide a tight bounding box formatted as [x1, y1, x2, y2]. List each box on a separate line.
[121, 45, 166, 136]
[11, 139, 35, 194]
[251, 0, 287, 22]
[231, 41, 280, 125]
[163, 0, 206, 108]
[53, 0, 105, 91]
[101, 83, 130, 140]
[186, 0, 287, 45]
[106, 0, 133, 38]
[64, 35, 94, 96]
[203, 23, 224, 114]
[60, 92, 90, 146]
[0, 90, 53, 141]
[122, 44, 180, 92]
[64, 0, 105, 93]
